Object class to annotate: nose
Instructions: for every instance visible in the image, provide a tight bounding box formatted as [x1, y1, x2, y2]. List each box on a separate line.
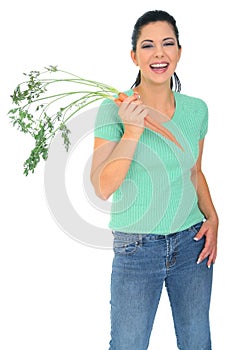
[154, 45, 164, 58]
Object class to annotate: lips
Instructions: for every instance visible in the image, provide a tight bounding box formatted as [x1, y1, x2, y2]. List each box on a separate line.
[150, 62, 169, 73]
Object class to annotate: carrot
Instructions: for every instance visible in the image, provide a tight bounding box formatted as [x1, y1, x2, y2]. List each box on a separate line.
[114, 92, 183, 151]
[114, 98, 122, 106]
[144, 115, 183, 150]
[117, 92, 128, 102]
[114, 92, 130, 106]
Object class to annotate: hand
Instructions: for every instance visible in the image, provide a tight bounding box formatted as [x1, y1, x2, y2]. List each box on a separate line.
[115, 93, 183, 149]
[116, 94, 147, 137]
[194, 218, 218, 268]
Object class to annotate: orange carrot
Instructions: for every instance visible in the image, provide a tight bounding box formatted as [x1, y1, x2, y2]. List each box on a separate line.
[144, 115, 183, 150]
[114, 92, 129, 105]
[117, 92, 128, 102]
[114, 98, 122, 106]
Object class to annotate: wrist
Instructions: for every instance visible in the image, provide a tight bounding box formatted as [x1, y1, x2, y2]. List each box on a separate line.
[123, 128, 143, 141]
[205, 213, 219, 225]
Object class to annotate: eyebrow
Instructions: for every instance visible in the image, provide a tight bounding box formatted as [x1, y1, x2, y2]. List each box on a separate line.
[163, 37, 175, 42]
[141, 37, 175, 44]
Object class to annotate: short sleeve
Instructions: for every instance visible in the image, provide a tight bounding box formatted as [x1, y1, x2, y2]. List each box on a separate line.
[199, 101, 209, 140]
[94, 98, 124, 141]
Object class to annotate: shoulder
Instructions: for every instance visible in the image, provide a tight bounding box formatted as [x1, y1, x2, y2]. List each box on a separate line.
[175, 92, 208, 113]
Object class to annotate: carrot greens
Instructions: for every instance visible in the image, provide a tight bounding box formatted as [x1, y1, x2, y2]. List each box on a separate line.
[8, 65, 120, 175]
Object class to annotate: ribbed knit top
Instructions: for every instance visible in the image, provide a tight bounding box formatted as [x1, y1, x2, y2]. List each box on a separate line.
[94, 89, 208, 234]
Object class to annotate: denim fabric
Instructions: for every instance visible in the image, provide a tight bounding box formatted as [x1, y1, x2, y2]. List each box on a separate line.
[109, 222, 213, 350]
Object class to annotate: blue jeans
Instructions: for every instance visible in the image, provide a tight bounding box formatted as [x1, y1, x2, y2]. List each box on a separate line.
[109, 222, 213, 350]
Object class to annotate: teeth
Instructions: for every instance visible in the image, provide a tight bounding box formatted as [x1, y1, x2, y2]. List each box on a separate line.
[151, 63, 168, 68]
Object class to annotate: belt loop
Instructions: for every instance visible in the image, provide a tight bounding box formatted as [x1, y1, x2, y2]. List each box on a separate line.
[138, 234, 143, 246]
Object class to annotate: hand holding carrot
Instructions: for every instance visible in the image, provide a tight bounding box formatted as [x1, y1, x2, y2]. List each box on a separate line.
[115, 92, 146, 138]
[114, 92, 183, 150]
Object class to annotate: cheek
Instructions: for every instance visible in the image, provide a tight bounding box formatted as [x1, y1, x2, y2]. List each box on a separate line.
[136, 52, 152, 66]
[165, 46, 180, 58]
[173, 49, 182, 62]
[137, 47, 152, 57]
[168, 53, 180, 68]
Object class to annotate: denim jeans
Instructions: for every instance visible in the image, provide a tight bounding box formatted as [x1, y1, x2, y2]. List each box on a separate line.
[109, 222, 213, 350]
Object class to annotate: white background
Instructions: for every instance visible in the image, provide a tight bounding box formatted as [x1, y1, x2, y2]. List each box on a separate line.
[1, 0, 241, 349]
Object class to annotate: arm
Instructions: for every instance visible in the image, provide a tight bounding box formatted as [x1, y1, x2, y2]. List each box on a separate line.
[191, 139, 219, 268]
[90, 95, 146, 200]
[90, 133, 141, 200]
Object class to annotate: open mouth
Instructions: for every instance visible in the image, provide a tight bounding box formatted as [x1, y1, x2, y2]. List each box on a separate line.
[150, 63, 169, 73]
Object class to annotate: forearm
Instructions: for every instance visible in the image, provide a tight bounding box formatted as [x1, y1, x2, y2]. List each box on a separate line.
[190, 140, 218, 266]
[192, 170, 219, 267]
[91, 132, 141, 200]
[194, 170, 218, 223]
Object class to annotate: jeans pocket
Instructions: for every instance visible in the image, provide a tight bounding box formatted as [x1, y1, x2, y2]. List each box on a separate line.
[112, 231, 142, 256]
[190, 221, 203, 235]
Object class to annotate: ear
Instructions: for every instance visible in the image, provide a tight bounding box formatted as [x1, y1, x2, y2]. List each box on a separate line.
[131, 50, 138, 66]
[177, 46, 182, 62]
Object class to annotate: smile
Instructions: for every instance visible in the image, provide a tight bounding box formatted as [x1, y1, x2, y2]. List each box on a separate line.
[150, 63, 168, 68]
[150, 62, 169, 73]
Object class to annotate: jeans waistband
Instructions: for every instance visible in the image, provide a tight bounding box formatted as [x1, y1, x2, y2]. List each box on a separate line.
[112, 221, 203, 242]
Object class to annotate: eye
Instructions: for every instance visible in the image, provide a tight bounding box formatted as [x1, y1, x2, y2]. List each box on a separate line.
[163, 41, 175, 47]
[141, 44, 154, 49]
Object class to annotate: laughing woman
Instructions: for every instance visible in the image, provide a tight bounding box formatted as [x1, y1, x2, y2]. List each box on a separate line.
[90, 10, 218, 350]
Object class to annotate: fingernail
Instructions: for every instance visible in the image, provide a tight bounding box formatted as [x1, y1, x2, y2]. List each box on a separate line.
[134, 92, 140, 98]
[208, 265, 211, 269]
[197, 258, 201, 264]
[193, 237, 199, 241]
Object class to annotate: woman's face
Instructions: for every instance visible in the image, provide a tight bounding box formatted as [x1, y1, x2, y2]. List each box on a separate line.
[131, 21, 182, 87]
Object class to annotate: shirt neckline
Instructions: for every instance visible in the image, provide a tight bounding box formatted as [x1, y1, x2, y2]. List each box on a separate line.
[127, 88, 179, 124]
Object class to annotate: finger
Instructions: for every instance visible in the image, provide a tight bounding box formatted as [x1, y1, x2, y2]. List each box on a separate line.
[114, 93, 139, 107]
[207, 256, 213, 269]
[125, 106, 147, 127]
[197, 238, 215, 265]
[118, 98, 142, 117]
[207, 247, 217, 268]
[197, 248, 210, 265]
[121, 94, 140, 104]
[118, 92, 128, 101]
[117, 91, 140, 101]
[197, 233, 217, 266]
[122, 102, 146, 119]
[132, 103, 147, 115]
[194, 225, 207, 241]
[114, 98, 122, 106]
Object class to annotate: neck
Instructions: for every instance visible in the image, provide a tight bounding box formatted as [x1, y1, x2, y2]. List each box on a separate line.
[133, 82, 175, 118]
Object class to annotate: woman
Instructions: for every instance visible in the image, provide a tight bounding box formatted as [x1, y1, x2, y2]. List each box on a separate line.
[90, 10, 218, 350]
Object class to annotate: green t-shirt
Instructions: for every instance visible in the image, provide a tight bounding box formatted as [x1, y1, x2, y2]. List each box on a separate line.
[94, 89, 208, 234]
